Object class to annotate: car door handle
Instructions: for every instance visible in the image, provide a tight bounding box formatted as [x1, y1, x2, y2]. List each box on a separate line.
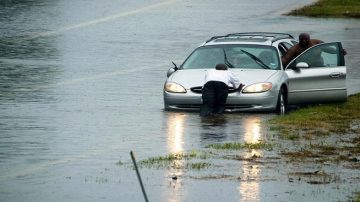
[329, 72, 342, 78]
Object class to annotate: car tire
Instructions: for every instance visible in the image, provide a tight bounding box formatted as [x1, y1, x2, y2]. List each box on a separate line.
[276, 88, 287, 115]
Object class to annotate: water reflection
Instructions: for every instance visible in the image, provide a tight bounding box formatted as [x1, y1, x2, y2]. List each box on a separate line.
[165, 112, 186, 202]
[238, 116, 262, 202]
[166, 112, 185, 154]
[243, 116, 262, 157]
[200, 115, 228, 143]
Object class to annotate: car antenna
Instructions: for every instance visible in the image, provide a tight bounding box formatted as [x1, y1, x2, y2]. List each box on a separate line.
[172, 61, 179, 70]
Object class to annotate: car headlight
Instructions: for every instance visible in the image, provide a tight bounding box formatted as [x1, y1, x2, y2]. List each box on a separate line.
[242, 82, 272, 93]
[164, 82, 187, 93]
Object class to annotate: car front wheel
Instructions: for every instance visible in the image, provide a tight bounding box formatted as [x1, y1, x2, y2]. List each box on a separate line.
[276, 88, 287, 115]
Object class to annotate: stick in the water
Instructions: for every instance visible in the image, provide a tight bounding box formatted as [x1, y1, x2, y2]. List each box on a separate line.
[130, 151, 149, 202]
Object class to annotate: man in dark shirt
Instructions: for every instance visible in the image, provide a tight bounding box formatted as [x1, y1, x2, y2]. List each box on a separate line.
[281, 33, 323, 66]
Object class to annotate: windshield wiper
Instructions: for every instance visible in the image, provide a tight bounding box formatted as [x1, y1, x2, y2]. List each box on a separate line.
[222, 49, 235, 68]
[240, 49, 271, 69]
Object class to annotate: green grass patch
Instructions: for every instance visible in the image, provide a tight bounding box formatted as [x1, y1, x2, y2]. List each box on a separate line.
[279, 131, 301, 141]
[186, 162, 211, 170]
[140, 151, 196, 166]
[281, 150, 322, 160]
[206, 141, 273, 151]
[138, 150, 213, 169]
[269, 94, 360, 137]
[354, 192, 360, 202]
[286, 0, 360, 18]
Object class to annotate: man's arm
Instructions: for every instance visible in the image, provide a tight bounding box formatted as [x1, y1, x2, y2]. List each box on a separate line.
[311, 39, 340, 54]
[228, 71, 241, 89]
[311, 39, 324, 44]
[281, 46, 297, 67]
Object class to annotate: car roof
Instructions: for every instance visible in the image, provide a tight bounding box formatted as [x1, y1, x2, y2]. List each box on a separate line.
[203, 32, 294, 46]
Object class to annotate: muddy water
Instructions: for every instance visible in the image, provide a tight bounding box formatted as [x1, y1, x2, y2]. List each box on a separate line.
[1, 0, 360, 201]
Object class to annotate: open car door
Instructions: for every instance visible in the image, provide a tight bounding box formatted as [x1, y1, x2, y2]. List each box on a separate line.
[285, 42, 347, 105]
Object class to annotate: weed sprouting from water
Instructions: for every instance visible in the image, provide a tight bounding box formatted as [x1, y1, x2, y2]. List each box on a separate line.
[206, 141, 273, 151]
[115, 160, 123, 166]
[140, 153, 192, 166]
[278, 131, 300, 140]
[353, 192, 360, 202]
[186, 162, 211, 170]
[310, 143, 337, 154]
[138, 150, 213, 169]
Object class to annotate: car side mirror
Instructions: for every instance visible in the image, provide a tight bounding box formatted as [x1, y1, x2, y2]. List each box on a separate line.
[296, 62, 309, 69]
[289, 62, 308, 71]
[167, 61, 179, 77]
[167, 67, 176, 77]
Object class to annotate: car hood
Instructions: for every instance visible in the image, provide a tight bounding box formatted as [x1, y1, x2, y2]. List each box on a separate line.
[168, 69, 279, 88]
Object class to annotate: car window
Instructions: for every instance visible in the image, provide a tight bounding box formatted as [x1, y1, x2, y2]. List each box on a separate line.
[283, 42, 294, 50]
[182, 45, 280, 70]
[288, 42, 342, 69]
[291, 40, 298, 45]
[181, 47, 224, 69]
[278, 42, 293, 56]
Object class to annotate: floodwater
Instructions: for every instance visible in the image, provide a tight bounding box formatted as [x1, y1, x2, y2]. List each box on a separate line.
[1, 0, 360, 201]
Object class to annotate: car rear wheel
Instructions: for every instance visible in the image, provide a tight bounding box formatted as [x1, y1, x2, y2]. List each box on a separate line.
[276, 88, 287, 115]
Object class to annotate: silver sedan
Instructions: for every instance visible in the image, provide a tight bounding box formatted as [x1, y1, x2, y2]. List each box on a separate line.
[163, 33, 347, 114]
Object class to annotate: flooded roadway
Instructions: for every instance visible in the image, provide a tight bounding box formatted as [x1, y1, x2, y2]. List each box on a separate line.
[1, 0, 360, 201]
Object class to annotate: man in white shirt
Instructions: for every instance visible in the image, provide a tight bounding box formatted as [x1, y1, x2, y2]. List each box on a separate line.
[200, 64, 242, 117]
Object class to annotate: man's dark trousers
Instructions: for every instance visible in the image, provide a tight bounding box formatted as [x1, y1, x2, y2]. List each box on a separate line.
[200, 81, 229, 117]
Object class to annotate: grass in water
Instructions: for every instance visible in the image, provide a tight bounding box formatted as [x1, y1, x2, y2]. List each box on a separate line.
[269, 94, 360, 137]
[271, 94, 360, 164]
[140, 152, 196, 165]
[138, 150, 213, 169]
[354, 192, 360, 202]
[206, 141, 273, 151]
[186, 162, 211, 170]
[286, 0, 360, 18]
[115, 160, 123, 166]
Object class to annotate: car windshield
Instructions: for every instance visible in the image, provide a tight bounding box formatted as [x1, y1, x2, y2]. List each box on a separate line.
[181, 45, 280, 70]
